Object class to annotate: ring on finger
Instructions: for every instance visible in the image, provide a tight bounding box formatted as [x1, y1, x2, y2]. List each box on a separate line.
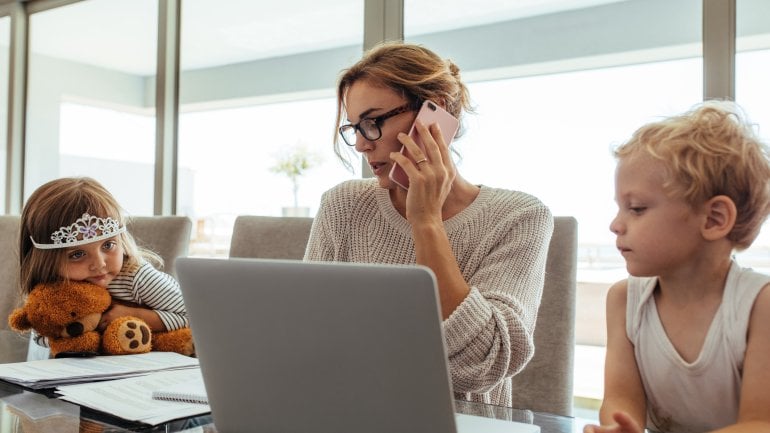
[415, 158, 428, 165]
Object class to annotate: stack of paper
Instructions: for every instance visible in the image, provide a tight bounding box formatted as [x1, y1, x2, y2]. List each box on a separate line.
[0, 352, 199, 389]
[56, 368, 211, 425]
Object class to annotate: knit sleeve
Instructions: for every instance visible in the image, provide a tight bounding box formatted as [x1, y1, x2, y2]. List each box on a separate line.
[304, 191, 337, 261]
[131, 262, 189, 330]
[304, 181, 358, 262]
[443, 196, 553, 394]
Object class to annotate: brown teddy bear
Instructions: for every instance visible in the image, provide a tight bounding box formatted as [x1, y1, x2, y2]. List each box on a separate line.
[8, 280, 194, 358]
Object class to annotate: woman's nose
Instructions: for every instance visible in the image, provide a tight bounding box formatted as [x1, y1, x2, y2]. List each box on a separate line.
[354, 135, 375, 153]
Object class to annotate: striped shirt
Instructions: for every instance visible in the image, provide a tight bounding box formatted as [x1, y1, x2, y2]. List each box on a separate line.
[108, 261, 189, 330]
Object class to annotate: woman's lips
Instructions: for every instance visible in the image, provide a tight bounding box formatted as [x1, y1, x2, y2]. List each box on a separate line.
[369, 162, 388, 176]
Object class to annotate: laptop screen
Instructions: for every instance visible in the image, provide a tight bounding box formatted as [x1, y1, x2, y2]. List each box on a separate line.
[177, 257, 457, 433]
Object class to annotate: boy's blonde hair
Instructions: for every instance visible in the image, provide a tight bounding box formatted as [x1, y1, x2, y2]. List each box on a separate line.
[615, 101, 770, 250]
[19, 177, 162, 295]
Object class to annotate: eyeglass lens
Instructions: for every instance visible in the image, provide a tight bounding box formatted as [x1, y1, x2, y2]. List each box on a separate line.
[340, 119, 380, 146]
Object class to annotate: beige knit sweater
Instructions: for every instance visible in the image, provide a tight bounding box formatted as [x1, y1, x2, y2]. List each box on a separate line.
[304, 179, 553, 407]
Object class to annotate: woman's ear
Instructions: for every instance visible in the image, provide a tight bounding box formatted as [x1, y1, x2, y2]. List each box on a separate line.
[433, 98, 448, 110]
[701, 195, 737, 241]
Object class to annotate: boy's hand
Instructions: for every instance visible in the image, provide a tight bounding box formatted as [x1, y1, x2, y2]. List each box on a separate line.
[584, 411, 644, 433]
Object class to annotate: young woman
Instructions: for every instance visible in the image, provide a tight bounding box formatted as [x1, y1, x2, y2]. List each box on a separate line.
[305, 42, 553, 407]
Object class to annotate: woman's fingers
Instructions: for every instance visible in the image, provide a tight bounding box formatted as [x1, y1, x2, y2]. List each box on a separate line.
[397, 120, 447, 167]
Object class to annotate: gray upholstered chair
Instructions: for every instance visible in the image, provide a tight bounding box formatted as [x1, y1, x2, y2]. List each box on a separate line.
[0, 215, 28, 363]
[127, 215, 193, 278]
[229, 215, 313, 259]
[510, 216, 578, 416]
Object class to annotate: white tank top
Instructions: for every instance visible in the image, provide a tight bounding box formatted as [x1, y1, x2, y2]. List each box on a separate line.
[626, 261, 769, 433]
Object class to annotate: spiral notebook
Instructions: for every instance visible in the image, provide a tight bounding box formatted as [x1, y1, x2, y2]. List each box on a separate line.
[151, 372, 208, 404]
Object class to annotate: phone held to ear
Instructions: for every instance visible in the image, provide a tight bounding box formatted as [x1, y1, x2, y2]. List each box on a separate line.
[388, 100, 459, 190]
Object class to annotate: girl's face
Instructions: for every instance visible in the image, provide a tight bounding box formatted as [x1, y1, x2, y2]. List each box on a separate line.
[59, 236, 124, 288]
[344, 80, 416, 189]
[609, 155, 705, 278]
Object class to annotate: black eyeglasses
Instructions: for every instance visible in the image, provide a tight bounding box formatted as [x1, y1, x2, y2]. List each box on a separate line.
[338, 104, 414, 146]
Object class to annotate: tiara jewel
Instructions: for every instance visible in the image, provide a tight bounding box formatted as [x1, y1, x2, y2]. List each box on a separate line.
[31, 213, 127, 250]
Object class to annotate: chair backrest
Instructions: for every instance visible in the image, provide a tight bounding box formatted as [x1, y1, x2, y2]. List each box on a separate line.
[510, 216, 578, 417]
[127, 216, 192, 278]
[0, 215, 29, 363]
[229, 215, 313, 259]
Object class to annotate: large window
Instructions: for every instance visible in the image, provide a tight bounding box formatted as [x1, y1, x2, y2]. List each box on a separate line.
[462, 59, 701, 252]
[58, 102, 155, 215]
[25, 0, 157, 212]
[177, 97, 358, 256]
[178, 0, 363, 256]
[0, 16, 9, 209]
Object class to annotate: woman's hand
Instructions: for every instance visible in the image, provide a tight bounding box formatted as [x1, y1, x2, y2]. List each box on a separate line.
[390, 121, 455, 225]
[583, 411, 644, 433]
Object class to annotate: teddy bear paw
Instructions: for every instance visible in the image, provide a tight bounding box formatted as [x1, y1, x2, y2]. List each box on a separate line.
[102, 316, 152, 355]
[119, 319, 152, 352]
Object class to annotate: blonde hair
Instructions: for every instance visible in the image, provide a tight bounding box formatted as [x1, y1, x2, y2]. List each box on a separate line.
[615, 101, 770, 250]
[19, 177, 162, 295]
[334, 41, 473, 169]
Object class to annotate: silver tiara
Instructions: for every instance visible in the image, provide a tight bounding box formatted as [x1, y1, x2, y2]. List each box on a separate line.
[31, 213, 127, 250]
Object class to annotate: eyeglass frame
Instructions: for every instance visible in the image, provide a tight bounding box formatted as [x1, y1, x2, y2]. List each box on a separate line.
[338, 103, 416, 146]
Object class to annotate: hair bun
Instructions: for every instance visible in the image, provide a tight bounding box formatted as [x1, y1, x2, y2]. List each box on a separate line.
[451, 62, 462, 76]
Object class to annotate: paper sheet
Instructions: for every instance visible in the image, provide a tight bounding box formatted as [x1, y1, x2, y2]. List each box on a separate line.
[56, 368, 210, 425]
[0, 352, 199, 389]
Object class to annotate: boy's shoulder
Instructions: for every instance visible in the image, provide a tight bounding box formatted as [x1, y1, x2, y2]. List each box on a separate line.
[606, 278, 630, 304]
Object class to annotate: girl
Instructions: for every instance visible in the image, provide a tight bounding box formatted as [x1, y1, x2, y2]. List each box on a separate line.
[20, 177, 188, 353]
[306, 42, 553, 407]
[585, 102, 770, 433]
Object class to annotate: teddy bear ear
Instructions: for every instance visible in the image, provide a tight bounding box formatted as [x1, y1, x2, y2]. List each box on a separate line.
[8, 308, 32, 331]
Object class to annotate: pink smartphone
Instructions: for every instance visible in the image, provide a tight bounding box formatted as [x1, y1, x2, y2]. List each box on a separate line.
[389, 100, 459, 190]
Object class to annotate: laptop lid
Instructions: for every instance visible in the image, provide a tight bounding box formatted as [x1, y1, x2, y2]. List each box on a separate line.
[176, 257, 457, 433]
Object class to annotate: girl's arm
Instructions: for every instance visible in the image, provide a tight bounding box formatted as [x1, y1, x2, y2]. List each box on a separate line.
[710, 284, 770, 433]
[105, 262, 188, 332]
[585, 280, 647, 433]
[100, 301, 165, 331]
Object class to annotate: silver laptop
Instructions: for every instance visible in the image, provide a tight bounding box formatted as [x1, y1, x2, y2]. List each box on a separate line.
[176, 257, 539, 433]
